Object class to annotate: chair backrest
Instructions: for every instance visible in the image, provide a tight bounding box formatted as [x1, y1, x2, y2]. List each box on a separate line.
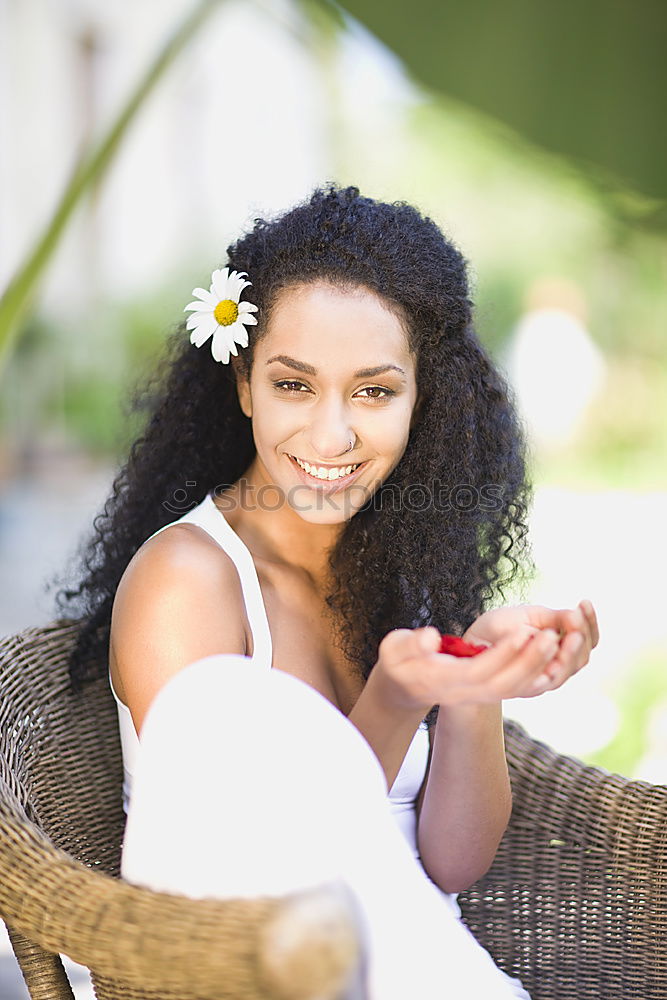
[0, 619, 125, 875]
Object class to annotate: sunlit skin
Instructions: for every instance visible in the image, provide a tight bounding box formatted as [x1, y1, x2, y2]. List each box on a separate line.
[226, 280, 420, 586]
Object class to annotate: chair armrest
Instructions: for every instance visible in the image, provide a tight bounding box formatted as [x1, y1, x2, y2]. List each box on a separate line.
[457, 719, 667, 1000]
[502, 718, 667, 854]
[0, 786, 361, 1000]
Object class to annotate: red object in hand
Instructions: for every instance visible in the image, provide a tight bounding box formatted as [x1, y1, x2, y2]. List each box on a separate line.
[438, 634, 487, 657]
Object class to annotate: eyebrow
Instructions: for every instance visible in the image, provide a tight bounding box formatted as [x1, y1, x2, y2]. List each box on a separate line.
[266, 354, 407, 379]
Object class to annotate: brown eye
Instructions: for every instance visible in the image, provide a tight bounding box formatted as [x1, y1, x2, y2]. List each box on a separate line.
[274, 380, 308, 393]
[357, 386, 395, 400]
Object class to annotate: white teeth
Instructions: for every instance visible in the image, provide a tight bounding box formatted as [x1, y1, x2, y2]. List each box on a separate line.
[292, 456, 360, 480]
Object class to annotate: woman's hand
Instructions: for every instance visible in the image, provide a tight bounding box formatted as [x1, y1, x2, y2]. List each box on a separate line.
[373, 625, 563, 713]
[463, 600, 599, 695]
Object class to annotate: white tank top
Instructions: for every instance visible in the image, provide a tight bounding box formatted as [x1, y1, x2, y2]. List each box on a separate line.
[108, 492, 430, 860]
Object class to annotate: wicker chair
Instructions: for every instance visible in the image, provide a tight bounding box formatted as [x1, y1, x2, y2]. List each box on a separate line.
[1, 622, 666, 1000]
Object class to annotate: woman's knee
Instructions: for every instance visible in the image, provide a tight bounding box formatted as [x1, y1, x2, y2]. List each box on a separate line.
[139, 654, 386, 798]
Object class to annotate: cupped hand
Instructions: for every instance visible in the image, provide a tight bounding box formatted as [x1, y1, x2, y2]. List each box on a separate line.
[463, 600, 600, 696]
[374, 624, 567, 713]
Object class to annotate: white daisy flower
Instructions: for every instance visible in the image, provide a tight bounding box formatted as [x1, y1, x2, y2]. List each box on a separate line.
[184, 267, 259, 364]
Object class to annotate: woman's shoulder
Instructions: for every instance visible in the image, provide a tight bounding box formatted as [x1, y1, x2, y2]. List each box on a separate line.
[129, 519, 242, 583]
[112, 521, 250, 646]
[110, 521, 251, 731]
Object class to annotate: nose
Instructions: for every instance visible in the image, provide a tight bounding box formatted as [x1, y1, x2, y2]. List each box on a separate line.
[307, 398, 356, 461]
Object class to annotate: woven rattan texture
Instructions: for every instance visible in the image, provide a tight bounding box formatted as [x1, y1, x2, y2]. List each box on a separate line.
[458, 722, 667, 998]
[0, 621, 359, 1000]
[1, 619, 666, 998]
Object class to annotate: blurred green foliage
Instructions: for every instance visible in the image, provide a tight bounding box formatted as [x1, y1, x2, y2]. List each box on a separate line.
[338, 0, 667, 208]
[590, 646, 667, 779]
[0, 288, 183, 459]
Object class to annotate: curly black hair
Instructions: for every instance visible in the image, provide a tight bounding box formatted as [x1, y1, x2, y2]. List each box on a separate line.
[55, 182, 534, 725]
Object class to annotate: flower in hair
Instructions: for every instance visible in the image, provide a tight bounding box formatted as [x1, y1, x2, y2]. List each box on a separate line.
[184, 267, 258, 364]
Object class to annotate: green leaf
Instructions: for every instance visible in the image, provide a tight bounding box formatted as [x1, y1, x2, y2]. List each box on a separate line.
[330, 0, 667, 209]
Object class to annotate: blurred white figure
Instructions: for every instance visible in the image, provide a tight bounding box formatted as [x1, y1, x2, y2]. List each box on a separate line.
[503, 278, 606, 453]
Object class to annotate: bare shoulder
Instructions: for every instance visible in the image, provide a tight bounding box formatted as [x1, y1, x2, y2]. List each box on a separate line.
[115, 521, 247, 610]
[110, 522, 249, 734]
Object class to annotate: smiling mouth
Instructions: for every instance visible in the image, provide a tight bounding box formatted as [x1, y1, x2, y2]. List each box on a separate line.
[288, 454, 366, 481]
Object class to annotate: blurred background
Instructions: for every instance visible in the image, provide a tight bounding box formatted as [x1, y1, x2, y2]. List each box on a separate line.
[2, 0, 666, 993]
[3, 0, 667, 765]
[2, 0, 667, 776]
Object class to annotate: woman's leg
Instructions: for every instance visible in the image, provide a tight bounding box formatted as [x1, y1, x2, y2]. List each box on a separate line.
[121, 654, 388, 898]
[121, 655, 527, 1000]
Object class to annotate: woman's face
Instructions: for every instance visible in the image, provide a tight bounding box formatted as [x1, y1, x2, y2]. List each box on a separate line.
[235, 281, 420, 523]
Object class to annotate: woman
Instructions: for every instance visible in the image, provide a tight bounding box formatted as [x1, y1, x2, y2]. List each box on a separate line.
[59, 183, 598, 998]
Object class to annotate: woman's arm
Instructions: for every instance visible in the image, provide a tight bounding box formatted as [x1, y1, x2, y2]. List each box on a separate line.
[414, 601, 599, 892]
[353, 605, 598, 894]
[415, 702, 511, 893]
[348, 670, 511, 892]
